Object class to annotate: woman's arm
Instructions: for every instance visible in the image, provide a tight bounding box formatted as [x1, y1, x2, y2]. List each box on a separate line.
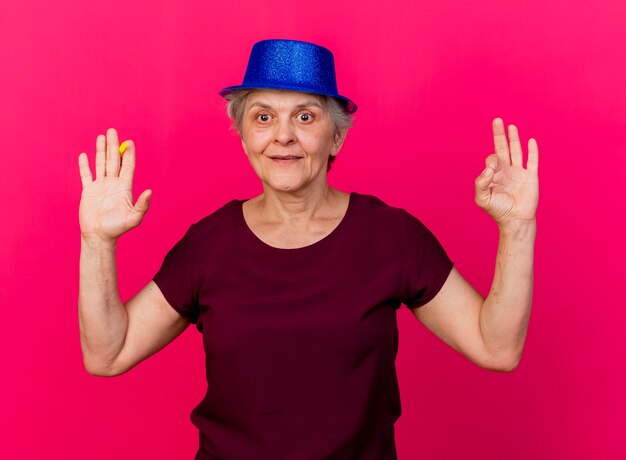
[410, 254, 531, 372]
[476, 118, 538, 367]
[77, 129, 152, 375]
[410, 118, 538, 372]
[480, 221, 535, 368]
[79, 237, 191, 377]
[78, 237, 128, 376]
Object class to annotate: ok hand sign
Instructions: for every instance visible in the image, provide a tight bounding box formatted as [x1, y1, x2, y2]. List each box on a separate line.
[475, 118, 539, 228]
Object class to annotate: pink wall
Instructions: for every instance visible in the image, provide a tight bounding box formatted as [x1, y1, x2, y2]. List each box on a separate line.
[1, 0, 624, 458]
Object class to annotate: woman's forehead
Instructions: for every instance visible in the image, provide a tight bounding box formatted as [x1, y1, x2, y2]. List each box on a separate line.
[246, 89, 324, 108]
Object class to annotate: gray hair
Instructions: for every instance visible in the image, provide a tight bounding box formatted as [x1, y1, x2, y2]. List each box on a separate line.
[223, 89, 354, 171]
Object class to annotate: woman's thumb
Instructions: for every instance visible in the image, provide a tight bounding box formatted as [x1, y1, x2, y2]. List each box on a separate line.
[135, 189, 152, 214]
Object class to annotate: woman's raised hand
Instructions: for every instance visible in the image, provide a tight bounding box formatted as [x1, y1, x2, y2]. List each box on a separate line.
[78, 128, 152, 244]
[474, 118, 539, 228]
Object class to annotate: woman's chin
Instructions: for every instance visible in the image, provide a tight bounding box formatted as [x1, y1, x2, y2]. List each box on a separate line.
[259, 168, 326, 193]
[268, 182, 302, 192]
[264, 176, 306, 192]
[258, 170, 299, 189]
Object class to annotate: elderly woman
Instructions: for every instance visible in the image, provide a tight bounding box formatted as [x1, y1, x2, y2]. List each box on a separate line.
[78, 39, 538, 460]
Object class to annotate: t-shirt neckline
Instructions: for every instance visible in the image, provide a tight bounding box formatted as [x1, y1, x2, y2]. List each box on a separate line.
[238, 191, 356, 252]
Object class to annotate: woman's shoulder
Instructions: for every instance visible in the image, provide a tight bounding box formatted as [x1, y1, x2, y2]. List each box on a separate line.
[352, 191, 436, 234]
[353, 191, 413, 219]
[187, 198, 243, 239]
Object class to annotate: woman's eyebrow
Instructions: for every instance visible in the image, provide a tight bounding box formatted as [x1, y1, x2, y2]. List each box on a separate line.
[248, 100, 322, 110]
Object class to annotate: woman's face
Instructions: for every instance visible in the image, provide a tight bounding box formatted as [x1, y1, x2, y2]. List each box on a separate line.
[239, 89, 345, 194]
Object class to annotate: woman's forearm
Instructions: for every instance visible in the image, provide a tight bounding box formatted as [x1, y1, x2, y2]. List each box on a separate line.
[78, 237, 128, 376]
[480, 220, 536, 369]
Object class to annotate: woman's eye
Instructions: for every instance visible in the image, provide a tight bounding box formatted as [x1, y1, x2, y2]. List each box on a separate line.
[298, 113, 312, 122]
[257, 114, 271, 122]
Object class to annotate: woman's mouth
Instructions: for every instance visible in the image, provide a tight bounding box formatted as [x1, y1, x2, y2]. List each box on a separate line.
[270, 156, 302, 164]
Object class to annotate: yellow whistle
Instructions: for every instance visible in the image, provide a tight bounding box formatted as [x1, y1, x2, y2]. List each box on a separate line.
[119, 141, 128, 155]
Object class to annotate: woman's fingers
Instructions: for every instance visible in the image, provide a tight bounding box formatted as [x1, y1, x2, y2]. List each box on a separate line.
[492, 118, 511, 168]
[527, 138, 539, 175]
[106, 128, 120, 177]
[119, 139, 136, 184]
[508, 124, 523, 167]
[78, 152, 93, 187]
[484, 153, 499, 171]
[95, 134, 106, 179]
[475, 164, 494, 208]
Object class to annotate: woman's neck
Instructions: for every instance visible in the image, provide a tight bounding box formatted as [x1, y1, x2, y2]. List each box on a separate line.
[251, 185, 344, 225]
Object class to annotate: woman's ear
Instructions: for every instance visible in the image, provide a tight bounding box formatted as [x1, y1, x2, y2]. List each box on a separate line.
[240, 138, 248, 156]
[331, 129, 348, 155]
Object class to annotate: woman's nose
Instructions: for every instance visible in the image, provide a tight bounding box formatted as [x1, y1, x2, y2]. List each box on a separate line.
[274, 118, 296, 145]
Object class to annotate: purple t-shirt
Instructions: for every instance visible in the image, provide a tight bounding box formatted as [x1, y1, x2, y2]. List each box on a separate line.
[153, 191, 454, 460]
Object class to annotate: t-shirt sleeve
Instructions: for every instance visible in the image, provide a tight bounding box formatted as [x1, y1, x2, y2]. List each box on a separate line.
[401, 210, 454, 309]
[152, 223, 200, 324]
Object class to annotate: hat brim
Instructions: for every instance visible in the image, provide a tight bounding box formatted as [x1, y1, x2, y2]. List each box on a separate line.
[218, 84, 358, 114]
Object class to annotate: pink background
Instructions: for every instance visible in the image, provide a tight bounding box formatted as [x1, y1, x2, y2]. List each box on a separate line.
[1, 0, 625, 458]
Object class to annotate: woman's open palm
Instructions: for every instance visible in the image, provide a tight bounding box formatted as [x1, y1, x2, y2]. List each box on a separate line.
[78, 128, 152, 242]
[475, 118, 539, 227]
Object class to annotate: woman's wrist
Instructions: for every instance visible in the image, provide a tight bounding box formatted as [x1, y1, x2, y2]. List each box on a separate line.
[497, 219, 537, 239]
[81, 234, 118, 252]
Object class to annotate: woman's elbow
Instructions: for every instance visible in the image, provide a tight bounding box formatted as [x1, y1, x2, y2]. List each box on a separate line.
[82, 354, 124, 377]
[478, 351, 521, 372]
